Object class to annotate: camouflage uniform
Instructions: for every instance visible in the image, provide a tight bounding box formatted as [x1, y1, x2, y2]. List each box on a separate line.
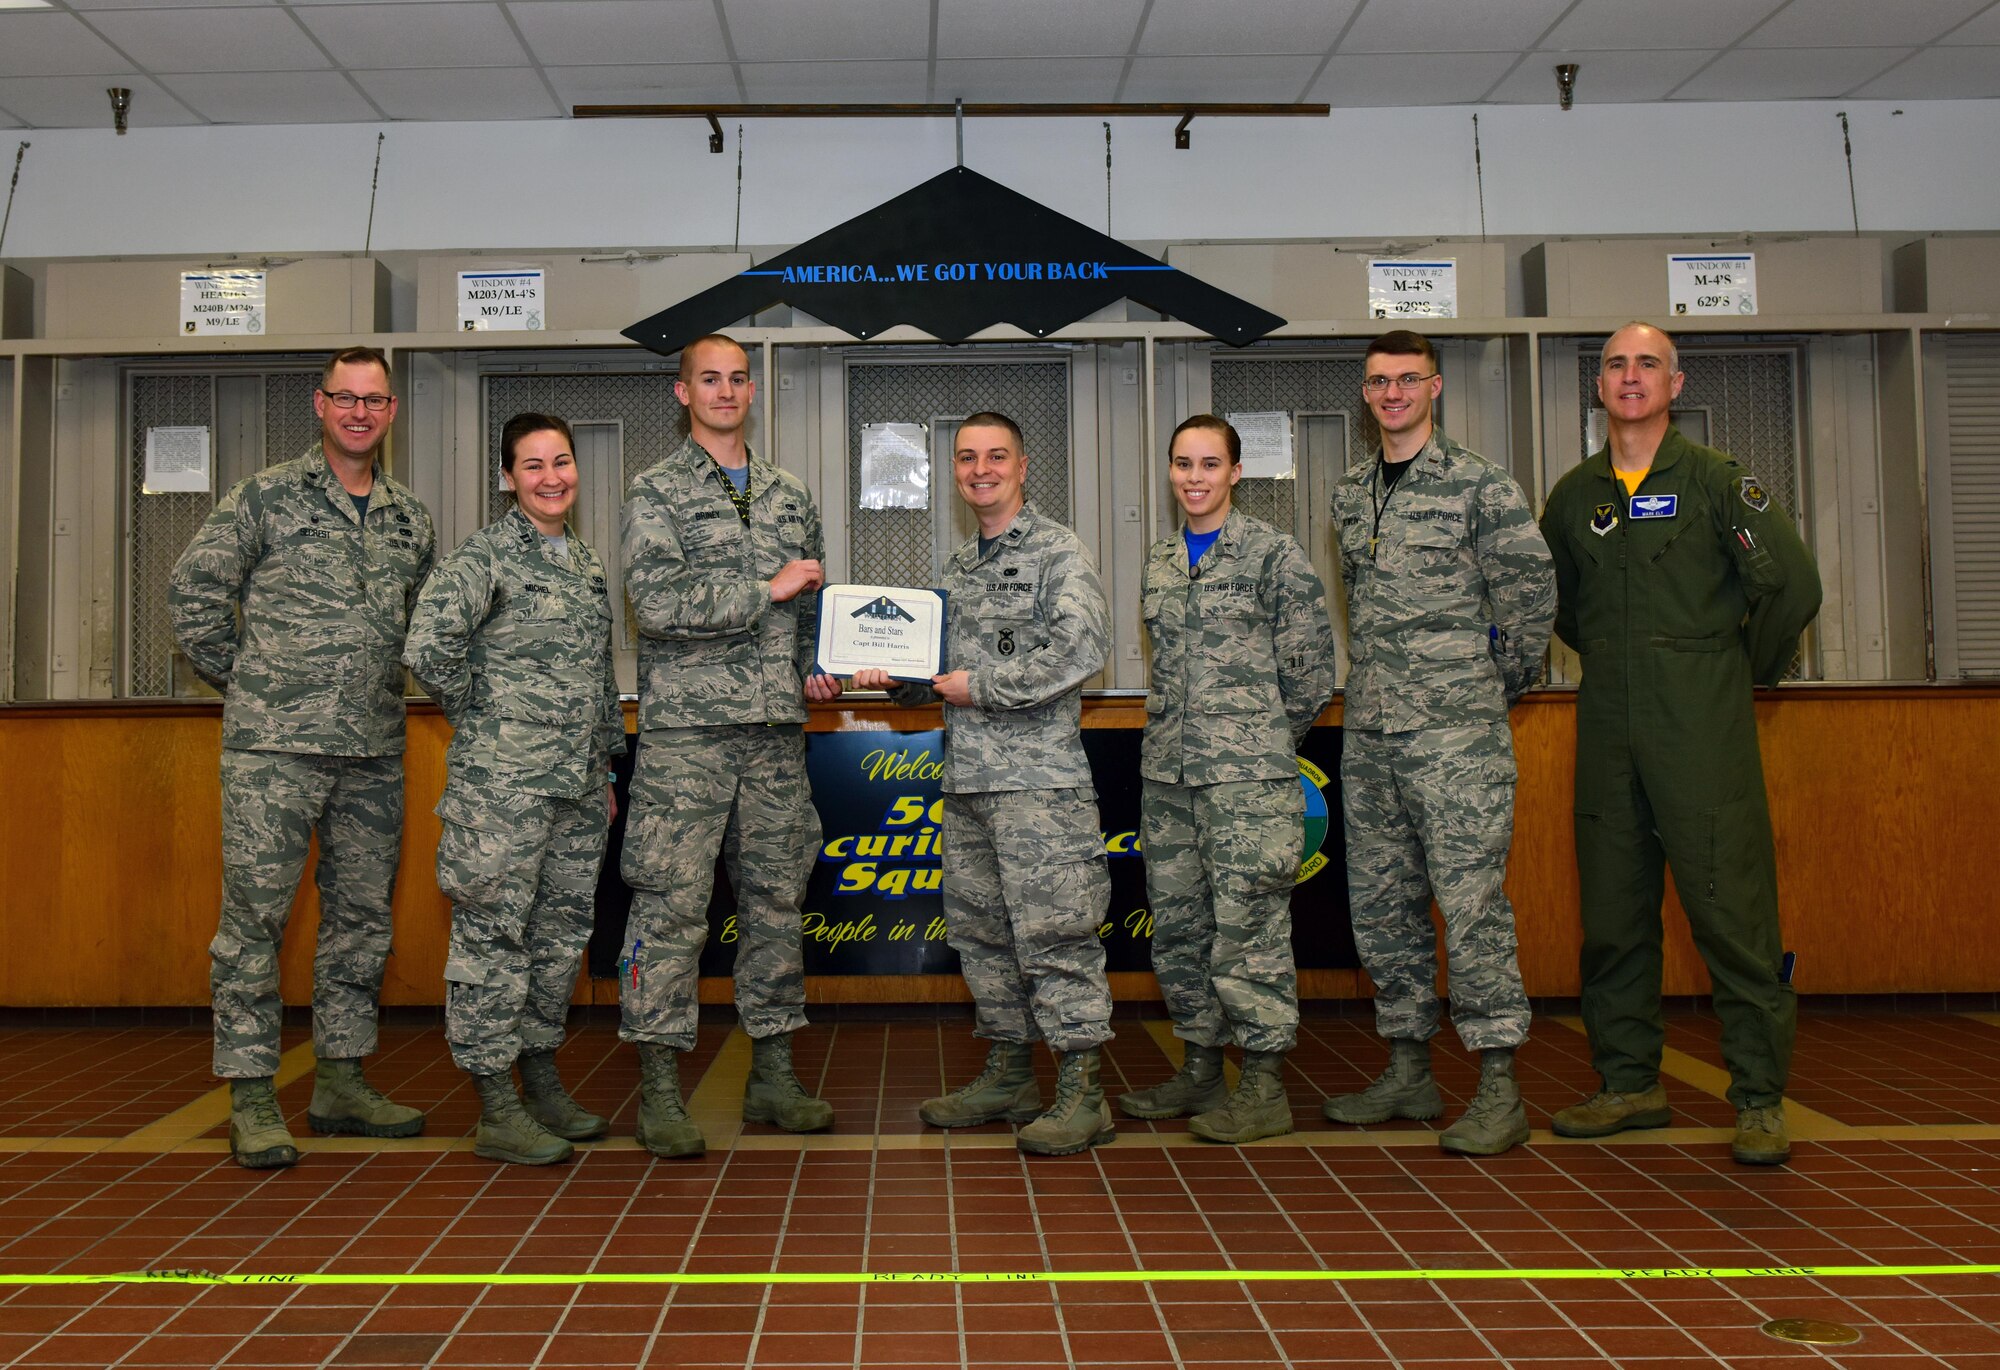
[1332, 430, 1554, 1052]
[889, 505, 1114, 1052]
[403, 507, 626, 1078]
[168, 446, 435, 1078]
[618, 436, 823, 1051]
[1139, 511, 1336, 1054]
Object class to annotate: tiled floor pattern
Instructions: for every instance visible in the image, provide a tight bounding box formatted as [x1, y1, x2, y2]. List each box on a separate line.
[4, 1008, 2000, 1367]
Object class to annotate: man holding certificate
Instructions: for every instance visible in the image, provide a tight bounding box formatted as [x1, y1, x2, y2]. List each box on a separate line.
[851, 412, 1116, 1156]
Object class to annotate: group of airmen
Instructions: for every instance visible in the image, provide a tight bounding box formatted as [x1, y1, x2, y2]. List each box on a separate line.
[167, 320, 1820, 1174]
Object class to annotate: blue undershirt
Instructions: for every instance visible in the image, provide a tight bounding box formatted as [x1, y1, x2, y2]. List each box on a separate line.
[720, 463, 748, 492]
[1183, 525, 1221, 570]
[349, 489, 369, 525]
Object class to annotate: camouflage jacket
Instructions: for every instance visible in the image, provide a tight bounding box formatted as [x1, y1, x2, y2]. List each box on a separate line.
[403, 507, 626, 801]
[1332, 429, 1555, 733]
[169, 446, 435, 756]
[890, 504, 1109, 794]
[622, 435, 822, 730]
[1141, 510, 1335, 786]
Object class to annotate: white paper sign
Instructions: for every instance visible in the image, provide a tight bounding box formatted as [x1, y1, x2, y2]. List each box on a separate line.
[1227, 411, 1294, 480]
[458, 270, 546, 331]
[858, 422, 931, 510]
[180, 271, 266, 336]
[1668, 253, 1756, 316]
[1368, 259, 1458, 319]
[144, 426, 212, 494]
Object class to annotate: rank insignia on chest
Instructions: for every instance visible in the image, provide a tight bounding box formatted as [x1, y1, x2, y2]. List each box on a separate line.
[997, 628, 1016, 656]
[1738, 476, 1771, 513]
[1590, 503, 1618, 537]
[1630, 493, 1678, 519]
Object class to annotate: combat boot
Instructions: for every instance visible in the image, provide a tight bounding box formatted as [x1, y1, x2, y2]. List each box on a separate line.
[1322, 1038, 1442, 1124]
[1550, 1082, 1671, 1138]
[228, 1077, 298, 1170]
[1017, 1049, 1115, 1156]
[1439, 1049, 1530, 1156]
[1118, 1042, 1227, 1120]
[919, 1040, 1041, 1128]
[518, 1051, 609, 1141]
[743, 1033, 835, 1132]
[635, 1043, 704, 1158]
[1189, 1050, 1292, 1144]
[307, 1058, 425, 1138]
[470, 1071, 572, 1166]
[1732, 1104, 1790, 1166]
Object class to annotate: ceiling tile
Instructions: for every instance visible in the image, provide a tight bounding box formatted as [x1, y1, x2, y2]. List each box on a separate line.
[722, 0, 931, 61]
[293, 3, 526, 69]
[931, 56, 1126, 100]
[1851, 45, 2000, 96]
[738, 59, 929, 101]
[937, 0, 1144, 58]
[86, 6, 329, 72]
[1485, 49, 1717, 103]
[352, 66, 562, 120]
[1941, 3, 2000, 42]
[1139, 0, 1360, 56]
[1540, 0, 1782, 50]
[511, 1, 728, 67]
[1741, 0, 1989, 47]
[0, 13, 136, 77]
[1309, 51, 1519, 104]
[547, 63, 744, 107]
[1671, 46, 1914, 98]
[1120, 53, 1323, 101]
[0, 73, 201, 127]
[1339, 0, 1572, 53]
[161, 69, 379, 122]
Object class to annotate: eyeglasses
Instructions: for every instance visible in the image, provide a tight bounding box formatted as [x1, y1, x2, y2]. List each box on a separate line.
[320, 389, 393, 412]
[1361, 372, 1438, 394]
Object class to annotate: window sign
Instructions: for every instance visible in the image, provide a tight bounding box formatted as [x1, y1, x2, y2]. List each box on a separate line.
[1668, 254, 1756, 316]
[458, 269, 546, 331]
[180, 271, 266, 336]
[1368, 259, 1458, 319]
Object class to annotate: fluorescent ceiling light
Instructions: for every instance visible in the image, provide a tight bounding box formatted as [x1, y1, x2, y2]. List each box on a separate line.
[0, 1, 56, 10]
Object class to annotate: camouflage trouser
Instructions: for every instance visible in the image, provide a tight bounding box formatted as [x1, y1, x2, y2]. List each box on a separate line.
[1140, 776, 1304, 1054]
[436, 781, 610, 1077]
[1341, 722, 1530, 1052]
[211, 748, 403, 1078]
[618, 725, 816, 1050]
[943, 787, 1112, 1053]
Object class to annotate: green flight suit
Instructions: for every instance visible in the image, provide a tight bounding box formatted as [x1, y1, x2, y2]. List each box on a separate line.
[1540, 426, 1821, 1110]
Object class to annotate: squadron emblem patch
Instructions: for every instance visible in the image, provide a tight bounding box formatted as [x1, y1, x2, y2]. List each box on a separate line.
[1590, 503, 1618, 537]
[1738, 476, 1771, 513]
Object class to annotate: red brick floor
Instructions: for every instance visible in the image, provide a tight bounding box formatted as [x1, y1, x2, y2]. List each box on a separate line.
[4, 1006, 2000, 1367]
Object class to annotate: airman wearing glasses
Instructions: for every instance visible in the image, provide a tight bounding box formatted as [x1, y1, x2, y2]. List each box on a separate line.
[170, 346, 437, 1170]
[1321, 330, 1554, 1156]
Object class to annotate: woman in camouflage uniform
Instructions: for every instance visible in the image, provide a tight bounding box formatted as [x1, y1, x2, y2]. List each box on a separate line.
[405, 413, 626, 1166]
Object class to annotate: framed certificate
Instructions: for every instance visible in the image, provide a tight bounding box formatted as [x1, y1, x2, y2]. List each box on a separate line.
[816, 583, 946, 681]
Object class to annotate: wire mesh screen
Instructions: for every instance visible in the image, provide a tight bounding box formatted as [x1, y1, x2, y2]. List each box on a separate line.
[264, 373, 319, 467]
[128, 374, 216, 697]
[481, 373, 686, 514]
[1210, 354, 1375, 535]
[845, 360, 1071, 584]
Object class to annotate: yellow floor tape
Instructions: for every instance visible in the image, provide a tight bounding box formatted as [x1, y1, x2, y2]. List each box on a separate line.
[103, 1041, 320, 1155]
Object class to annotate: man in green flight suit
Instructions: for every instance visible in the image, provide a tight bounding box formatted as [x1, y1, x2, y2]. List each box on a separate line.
[1539, 322, 1821, 1166]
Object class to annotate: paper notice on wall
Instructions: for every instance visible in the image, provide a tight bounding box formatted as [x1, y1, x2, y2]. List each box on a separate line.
[144, 426, 211, 494]
[1368, 259, 1458, 319]
[1228, 411, 1294, 480]
[180, 271, 266, 336]
[1668, 253, 1756, 316]
[859, 422, 931, 510]
[458, 270, 546, 331]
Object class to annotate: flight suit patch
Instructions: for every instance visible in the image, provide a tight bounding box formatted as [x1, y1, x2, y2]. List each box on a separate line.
[1590, 503, 1618, 537]
[1629, 493, 1678, 519]
[1738, 476, 1771, 513]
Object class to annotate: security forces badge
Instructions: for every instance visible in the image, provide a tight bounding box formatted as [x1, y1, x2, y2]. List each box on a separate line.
[1738, 475, 1772, 513]
[997, 627, 1016, 656]
[1590, 502, 1618, 537]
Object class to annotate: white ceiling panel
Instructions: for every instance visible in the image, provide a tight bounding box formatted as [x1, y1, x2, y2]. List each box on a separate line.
[1741, 0, 1990, 47]
[723, 0, 931, 62]
[1310, 51, 1519, 105]
[932, 56, 1126, 101]
[1340, 0, 1572, 53]
[162, 69, 380, 123]
[1852, 45, 2000, 97]
[936, 0, 1144, 59]
[547, 63, 744, 106]
[86, 6, 329, 73]
[1942, 3, 2000, 42]
[1539, 0, 1782, 51]
[0, 74, 201, 127]
[1486, 49, 1717, 103]
[0, 13, 137, 78]
[352, 66, 562, 120]
[1671, 46, 1914, 99]
[1137, 0, 1360, 57]
[739, 60, 929, 102]
[1121, 54, 1323, 101]
[294, 3, 527, 70]
[511, 1, 728, 68]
